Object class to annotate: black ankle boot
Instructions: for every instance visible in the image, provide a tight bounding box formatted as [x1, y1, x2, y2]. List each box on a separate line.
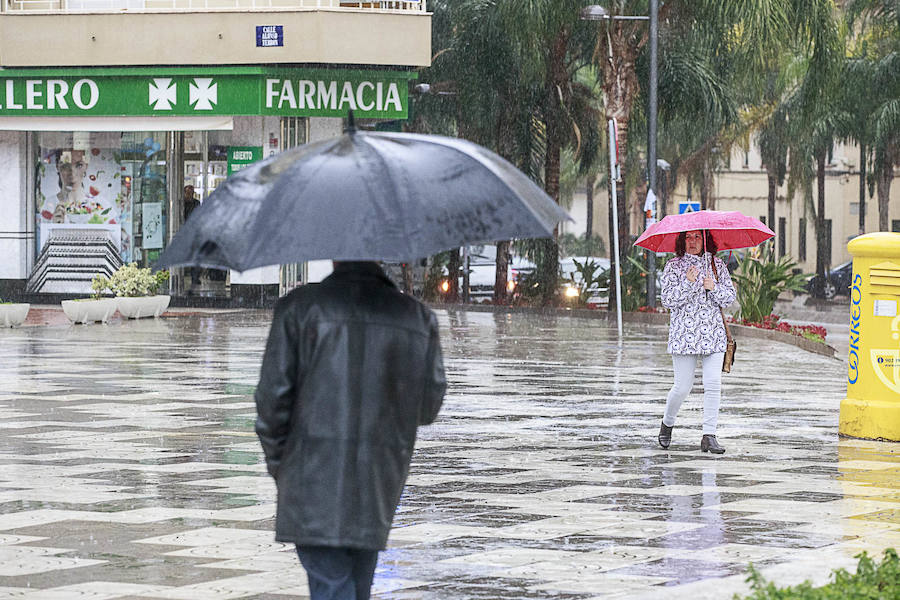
[658, 421, 673, 449]
[700, 434, 725, 454]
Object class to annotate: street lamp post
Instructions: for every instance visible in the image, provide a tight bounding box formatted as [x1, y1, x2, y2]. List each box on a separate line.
[581, 3, 656, 325]
[646, 0, 659, 307]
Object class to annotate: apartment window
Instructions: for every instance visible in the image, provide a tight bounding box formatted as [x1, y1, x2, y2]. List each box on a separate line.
[799, 218, 806, 262]
[778, 217, 786, 257]
[850, 202, 860, 216]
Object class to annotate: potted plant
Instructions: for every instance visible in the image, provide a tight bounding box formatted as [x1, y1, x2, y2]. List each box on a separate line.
[107, 263, 171, 319]
[0, 297, 30, 327]
[61, 276, 117, 324]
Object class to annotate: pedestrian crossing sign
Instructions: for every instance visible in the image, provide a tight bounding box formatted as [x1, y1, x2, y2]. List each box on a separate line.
[679, 201, 700, 214]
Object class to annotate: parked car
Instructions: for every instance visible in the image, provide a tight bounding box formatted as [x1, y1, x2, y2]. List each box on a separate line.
[806, 260, 853, 300]
[441, 245, 535, 301]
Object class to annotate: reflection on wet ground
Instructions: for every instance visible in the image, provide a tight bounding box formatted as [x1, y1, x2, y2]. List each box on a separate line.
[0, 309, 896, 599]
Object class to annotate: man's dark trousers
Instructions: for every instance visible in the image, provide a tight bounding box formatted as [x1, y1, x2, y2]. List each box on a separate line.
[296, 546, 379, 600]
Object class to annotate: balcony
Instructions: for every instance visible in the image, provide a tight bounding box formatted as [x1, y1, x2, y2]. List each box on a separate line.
[0, 0, 430, 68]
[3, 1, 425, 13]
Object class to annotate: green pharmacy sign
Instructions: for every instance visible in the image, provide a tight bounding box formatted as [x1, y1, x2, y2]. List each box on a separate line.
[0, 67, 415, 119]
[227, 146, 263, 175]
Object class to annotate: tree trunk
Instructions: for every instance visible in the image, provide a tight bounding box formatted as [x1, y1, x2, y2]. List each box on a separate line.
[701, 160, 714, 210]
[537, 29, 569, 307]
[858, 143, 866, 236]
[585, 175, 595, 239]
[401, 262, 414, 295]
[877, 147, 894, 232]
[493, 240, 510, 304]
[446, 249, 460, 303]
[598, 23, 645, 312]
[659, 169, 668, 218]
[767, 170, 777, 258]
[541, 137, 561, 306]
[816, 150, 827, 279]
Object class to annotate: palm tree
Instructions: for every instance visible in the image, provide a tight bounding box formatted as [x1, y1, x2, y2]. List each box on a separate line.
[423, 0, 603, 305]
[846, 0, 900, 231]
[576, 0, 839, 309]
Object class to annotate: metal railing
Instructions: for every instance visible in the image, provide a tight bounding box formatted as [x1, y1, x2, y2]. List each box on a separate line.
[2, 0, 425, 13]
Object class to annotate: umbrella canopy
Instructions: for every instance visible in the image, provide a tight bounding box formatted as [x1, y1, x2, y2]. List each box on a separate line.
[633, 210, 774, 253]
[157, 129, 570, 271]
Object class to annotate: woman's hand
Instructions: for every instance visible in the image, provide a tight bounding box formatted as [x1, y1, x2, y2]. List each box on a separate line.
[703, 277, 716, 291]
[686, 266, 699, 282]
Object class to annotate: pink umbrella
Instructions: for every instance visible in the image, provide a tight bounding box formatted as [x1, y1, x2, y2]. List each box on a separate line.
[634, 210, 774, 253]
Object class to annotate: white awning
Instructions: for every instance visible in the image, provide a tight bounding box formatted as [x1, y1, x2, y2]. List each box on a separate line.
[0, 116, 234, 131]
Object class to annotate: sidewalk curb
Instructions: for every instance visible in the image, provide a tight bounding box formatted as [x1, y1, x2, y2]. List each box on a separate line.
[429, 303, 838, 359]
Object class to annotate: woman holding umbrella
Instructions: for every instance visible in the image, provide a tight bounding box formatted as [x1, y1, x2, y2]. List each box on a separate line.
[635, 211, 772, 453]
[657, 229, 736, 453]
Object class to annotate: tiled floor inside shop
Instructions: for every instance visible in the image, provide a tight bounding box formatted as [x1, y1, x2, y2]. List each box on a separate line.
[0, 309, 897, 599]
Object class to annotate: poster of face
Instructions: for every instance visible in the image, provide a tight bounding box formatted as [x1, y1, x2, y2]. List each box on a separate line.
[37, 147, 131, 260]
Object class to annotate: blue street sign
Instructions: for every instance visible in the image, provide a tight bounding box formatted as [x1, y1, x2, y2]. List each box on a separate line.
[256, 25, 284, 48]
[679, 201, 700, 214]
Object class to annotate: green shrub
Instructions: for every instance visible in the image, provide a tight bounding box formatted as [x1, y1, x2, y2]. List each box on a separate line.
[90, 275, 110, 300]
[735, 548, 899, 599]
[101, 263, 170, 297]
[615, 247, 666, 312]
[731, 253, 809, 322]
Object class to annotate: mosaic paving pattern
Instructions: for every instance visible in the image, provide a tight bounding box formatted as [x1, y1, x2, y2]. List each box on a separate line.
[0, 309, 897, 599]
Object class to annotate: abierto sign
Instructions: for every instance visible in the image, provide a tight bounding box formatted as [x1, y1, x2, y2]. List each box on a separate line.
[0, 67, 415, 119]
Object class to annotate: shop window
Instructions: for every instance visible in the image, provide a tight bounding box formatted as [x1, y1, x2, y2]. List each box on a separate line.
[36, 132, 168, 267]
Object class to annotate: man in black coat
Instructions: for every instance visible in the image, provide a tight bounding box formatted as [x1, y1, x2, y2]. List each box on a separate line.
[255, 261, 446, 600]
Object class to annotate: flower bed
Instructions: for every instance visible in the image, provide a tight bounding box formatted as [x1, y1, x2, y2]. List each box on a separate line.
[637, 305, 668, 313]
[731, 314, 827, 344]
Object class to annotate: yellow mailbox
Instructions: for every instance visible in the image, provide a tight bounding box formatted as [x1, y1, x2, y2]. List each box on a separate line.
[841, 232, 900, 441]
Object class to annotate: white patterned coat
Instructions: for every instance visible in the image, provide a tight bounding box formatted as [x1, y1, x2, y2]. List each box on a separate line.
[660, 252, 737, 355]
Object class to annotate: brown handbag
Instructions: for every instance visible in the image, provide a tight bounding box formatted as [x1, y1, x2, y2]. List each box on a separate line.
[721, 309, 736, 373]
[710, 256, 736, 373]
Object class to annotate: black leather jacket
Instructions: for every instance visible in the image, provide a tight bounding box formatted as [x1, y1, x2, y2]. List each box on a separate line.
[255, 262, 446, 550]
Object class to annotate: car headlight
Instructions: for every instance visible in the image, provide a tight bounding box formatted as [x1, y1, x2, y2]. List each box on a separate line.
[506, 280, 516, 293]
[564, 285, 579, 298]
[440, 280, 450, 293]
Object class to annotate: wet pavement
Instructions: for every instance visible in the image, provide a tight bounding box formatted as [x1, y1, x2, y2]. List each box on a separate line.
[0, 308, 897, 599]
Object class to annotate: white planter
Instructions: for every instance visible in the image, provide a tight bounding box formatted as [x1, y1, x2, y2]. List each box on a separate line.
[0, 303, 30, 327]
[116, 295, 170, 319]
[62, 298, 117, 324]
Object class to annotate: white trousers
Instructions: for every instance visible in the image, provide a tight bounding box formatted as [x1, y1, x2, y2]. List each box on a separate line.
[662, 353, 724, 435]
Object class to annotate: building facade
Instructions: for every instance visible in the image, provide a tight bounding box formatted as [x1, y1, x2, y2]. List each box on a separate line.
[0, 0, 430, 304]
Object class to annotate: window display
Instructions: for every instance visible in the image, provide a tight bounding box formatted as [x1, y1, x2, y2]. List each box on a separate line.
[36, 132, 168, 265]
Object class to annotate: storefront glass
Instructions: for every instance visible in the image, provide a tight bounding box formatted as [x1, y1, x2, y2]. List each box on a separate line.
[35, 131, 169, 268]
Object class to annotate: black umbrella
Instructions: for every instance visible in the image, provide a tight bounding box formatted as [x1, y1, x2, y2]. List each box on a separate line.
[157, 126, 570, 271]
